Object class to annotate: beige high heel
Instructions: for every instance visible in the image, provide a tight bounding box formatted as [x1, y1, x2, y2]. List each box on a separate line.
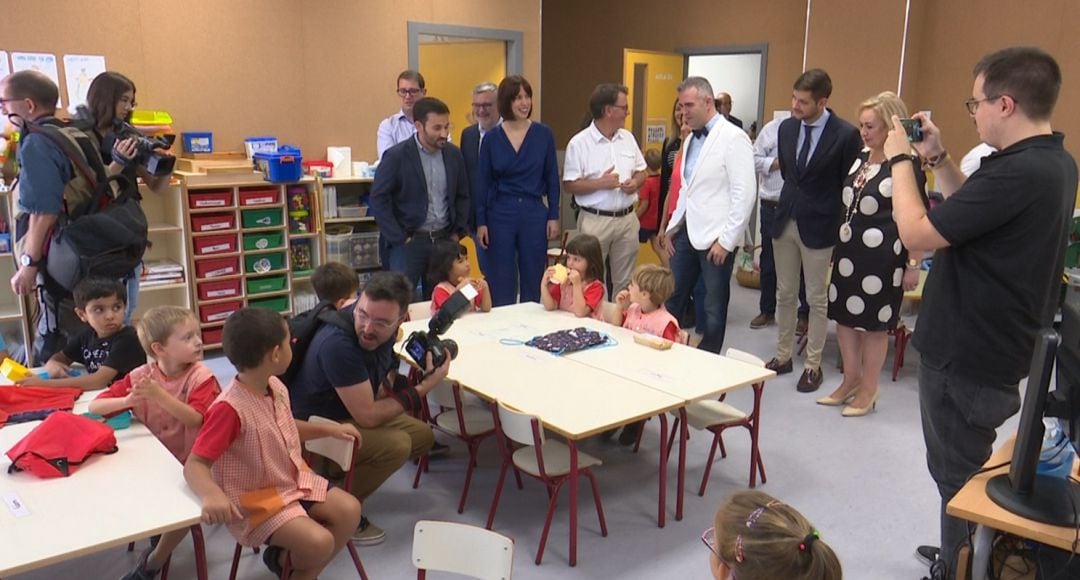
[817, 384, 858, 406]
[841, 390, 880, 417]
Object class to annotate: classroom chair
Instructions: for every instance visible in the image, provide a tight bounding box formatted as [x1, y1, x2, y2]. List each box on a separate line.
[412, 520, 514, 580]
[413, 380, 496, 513]
[669, 348, 768, 492]
[228, 416, 368, 580]
[487, 401, 607, 565]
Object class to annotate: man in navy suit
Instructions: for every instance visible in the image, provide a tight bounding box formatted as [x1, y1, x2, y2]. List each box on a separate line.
[459, 82, 500, 277]
[371, 97, 470, 300]
[765, 69, 861, 393]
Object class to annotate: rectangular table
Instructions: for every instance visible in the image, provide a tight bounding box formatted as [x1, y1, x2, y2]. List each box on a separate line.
[947, 436, 1080, 580]
[401, 302, 774, 562]
[0, 418, 206, 577]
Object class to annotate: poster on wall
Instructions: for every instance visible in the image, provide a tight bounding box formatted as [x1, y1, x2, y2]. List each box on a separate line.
[646, 122, 666, 146]
[63, 54, 107, 112]
[0, 52, 10, 79]
[11, 52, 61, 106]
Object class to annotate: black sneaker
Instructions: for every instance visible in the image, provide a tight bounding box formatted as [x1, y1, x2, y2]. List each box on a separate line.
[916, 545, 940, 567]
[119, 548, 159, 580]
[262, 545, 284, 576]
[921, 558, 947, 580]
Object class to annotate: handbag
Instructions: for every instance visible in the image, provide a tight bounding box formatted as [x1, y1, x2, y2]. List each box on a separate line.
[6, 411, 118, 478]
[735, 245, 762, 289]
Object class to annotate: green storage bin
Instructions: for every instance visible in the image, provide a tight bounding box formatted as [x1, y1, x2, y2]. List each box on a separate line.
[241, 208, 283, 228]
[249, 296, 289, 312]
[246, 275, 287, 295]
[244, 252, 285, 274]
[242, 231, 284, 251]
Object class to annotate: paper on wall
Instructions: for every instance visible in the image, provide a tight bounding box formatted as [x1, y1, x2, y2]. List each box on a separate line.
[62, 54, 107, 112]
[11, 52, 61, 107]
[327, 147, 352, 178]
[0, 52, 10, 79]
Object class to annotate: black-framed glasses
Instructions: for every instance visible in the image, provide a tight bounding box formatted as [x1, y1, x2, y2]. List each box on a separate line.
[964, 95, 1011, 115]
[472, 102, 494, 109]
[397, 88, 423, 97]
[611, 104, 629, 112]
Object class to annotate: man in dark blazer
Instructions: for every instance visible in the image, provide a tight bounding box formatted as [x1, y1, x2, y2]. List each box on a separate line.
[766, 69, 861, 392]
[458, 81, 500, 277]
[371, 97, 470, 300]
[715, 92, 744, 129]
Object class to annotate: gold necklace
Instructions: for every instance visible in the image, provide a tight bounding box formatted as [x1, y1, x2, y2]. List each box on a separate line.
[839, 159, 879, 241]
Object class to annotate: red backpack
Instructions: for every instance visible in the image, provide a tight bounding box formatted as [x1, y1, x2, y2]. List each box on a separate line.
[6, 411, 118, 478]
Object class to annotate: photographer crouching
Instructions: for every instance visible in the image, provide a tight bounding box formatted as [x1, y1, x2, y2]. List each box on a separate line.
[86, 72, 172, 323]
[287, 271, 450, 546]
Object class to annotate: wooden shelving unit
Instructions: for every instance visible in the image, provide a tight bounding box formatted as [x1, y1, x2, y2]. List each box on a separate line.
[134, 181, 192, 323]
[0, 182, 35, 364]
[315, 175, 380, 289]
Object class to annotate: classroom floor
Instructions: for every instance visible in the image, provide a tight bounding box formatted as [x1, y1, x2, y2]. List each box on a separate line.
[13, 281, 1022, 580]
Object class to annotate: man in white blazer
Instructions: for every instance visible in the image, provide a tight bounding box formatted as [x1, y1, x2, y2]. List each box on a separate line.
[662, 76, 756, 353]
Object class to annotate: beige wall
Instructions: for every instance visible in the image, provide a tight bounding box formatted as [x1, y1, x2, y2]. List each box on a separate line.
[0, 0, 540, 163]
[542, 0, 1079, 158]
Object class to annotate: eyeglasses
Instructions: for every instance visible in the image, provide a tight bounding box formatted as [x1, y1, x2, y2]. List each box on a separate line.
[0, 97, 26, 105]
[701, 527, 720, 558]
[397, 88, 424, 97]
[964, 95, 1012, 115]
[611, 104, 629, 112]
[355, 310, 403, 331]
[472, 102, 494, 109]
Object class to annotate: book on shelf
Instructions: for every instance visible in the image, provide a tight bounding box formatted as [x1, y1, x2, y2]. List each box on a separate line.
[142, 259, 185, 274]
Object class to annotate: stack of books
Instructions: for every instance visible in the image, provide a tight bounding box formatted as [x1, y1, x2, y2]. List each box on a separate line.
[140, 259, 185, 287]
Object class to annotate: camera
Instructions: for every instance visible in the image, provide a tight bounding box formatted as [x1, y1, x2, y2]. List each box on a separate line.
[403, 283, 478, 368]
[900, 118, 923, 143]
[113, 118, 177, 176]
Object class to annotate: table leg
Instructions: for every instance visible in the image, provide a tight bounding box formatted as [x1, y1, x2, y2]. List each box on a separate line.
[657, 413, 668, 528]
[568, 438, 579, 567]
[677, 408, 688, 521]
[969, 524, 994, 580]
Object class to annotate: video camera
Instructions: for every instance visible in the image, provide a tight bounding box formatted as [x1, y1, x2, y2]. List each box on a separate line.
[403, 283, 478, 368]
[112, 118, 176, 176]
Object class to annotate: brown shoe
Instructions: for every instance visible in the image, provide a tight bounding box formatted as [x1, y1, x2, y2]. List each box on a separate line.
[750, 313, 775, 329]
[797, 367, 824, 393]
[796, 316, 809, 335]
[764, 357, 793, 375]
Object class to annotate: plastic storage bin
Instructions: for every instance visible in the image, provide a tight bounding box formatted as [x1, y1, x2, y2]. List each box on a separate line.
[246, 275, 287, 295]
[242, 231, 284, 251]
[181, 132, 213, 154]
[245, 252, 285, 274]
[241, 208, 283, 228]
[303, 160, 333, 177]
[194, 256, 239, 279]
[326, 230, 380, 270]
[254, 148, 302, 183]
[188, 189, 233, 209]
[239, 188, 280, 207]
[201, 327, 223, 346]
[190, 213, 236, 233]
[244, 136, 278, 159]
[199, 300, 242, 324]
[248, 296, 289, 312]
[197, 279, 242, 300]
[194, 234, 237, 256]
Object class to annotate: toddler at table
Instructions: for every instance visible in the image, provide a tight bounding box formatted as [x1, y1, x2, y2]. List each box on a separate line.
[428, 239, 492, 315]
[541, 233, 606, 320]
[89, 306, 222, 580]
[184, 308, 362, 580]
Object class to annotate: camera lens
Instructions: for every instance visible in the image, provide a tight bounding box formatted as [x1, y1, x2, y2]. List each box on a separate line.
[442, 339, 459, 361]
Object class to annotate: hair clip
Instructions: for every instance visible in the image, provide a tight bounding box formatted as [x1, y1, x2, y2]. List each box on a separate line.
[735, 534, 745, 563]
[799, 530, 821, 552]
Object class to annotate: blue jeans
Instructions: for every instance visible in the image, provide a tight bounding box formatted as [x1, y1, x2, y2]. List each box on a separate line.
[666, 229, 735, 354]
[386, 234, 445, 301]
[919, 356, 1020, 577]
[758, 201, 808, 317]
[487, 195, 547, 307]
[123, 262, 142, 325]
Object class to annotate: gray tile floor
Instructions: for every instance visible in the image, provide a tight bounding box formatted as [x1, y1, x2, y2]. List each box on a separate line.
[11, 282, 1022, 579]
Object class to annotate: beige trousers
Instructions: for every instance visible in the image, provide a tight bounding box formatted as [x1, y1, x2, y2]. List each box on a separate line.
[773, 221, 833, 369]
[576, 210, 640, 295]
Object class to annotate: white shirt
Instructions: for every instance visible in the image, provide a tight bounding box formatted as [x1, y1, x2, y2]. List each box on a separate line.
[376, 110, 417, 160]
[795, 109, 832, 166]
[960, 142, 997, 177]
[753, 117, 785, 201]
[563, 122, 647, 212]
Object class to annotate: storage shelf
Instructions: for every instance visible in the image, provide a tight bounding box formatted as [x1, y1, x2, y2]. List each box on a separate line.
[148, 223, 183, 233]
[0, 252, 11, 259]
[192, 229, 238, 238]
[243, 226, 285, 234]
[195, 273, 243, 283]
[0, 311, 24, 321]
[292, 272, 313, 281]
[325, 217, 375, 224]
[194, 251, 240, 259]
[139, 282, 188, 292]
[246, 289, 290, 300]
[320, 176, 373, 184]
[242, 247, 288, 256]
[288, 232, 319, 239]
[238, 202, 285, 210]
[199, 321, 225, 329]
[199, 295, 245, 306]
[243, 267, 290, 278]
[189, 205, 238, 214]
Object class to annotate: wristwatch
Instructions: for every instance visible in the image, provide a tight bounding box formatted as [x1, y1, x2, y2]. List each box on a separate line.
[19, 253, 42, 268]
[906, 258, 920, 270]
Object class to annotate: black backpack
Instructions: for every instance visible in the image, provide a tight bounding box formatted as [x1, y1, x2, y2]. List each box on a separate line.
[22, 118, 148, 293]
[278, 301, 356, 387]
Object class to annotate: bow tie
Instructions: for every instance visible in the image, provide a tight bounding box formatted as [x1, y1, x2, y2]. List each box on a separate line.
[692, 126, 709, 139]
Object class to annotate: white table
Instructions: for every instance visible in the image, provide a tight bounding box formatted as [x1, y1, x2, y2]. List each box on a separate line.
[0, 417, 206, 577]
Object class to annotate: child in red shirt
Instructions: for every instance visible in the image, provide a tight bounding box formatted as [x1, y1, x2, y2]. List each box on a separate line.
[185, 308, 362, 580]
[637, 149, 663, 254]
[428, 239, 492, 315]
[90, 306, 222, 580]
[541, 234, 606, 320]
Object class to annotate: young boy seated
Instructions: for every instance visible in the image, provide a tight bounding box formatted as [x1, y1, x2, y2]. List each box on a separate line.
[19, 277, 145, 390]
[312, 261, 359, 309]
[89, 306, 222, 580]
[184, 308, 363, 580]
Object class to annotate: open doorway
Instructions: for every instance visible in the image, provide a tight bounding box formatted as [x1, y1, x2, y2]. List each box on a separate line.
[683, 44, 768, 137]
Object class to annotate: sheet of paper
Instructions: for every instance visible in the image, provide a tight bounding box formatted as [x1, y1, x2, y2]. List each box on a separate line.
[62, 54, 107, 112]
[3, 492, 32, 518]
[11, 52, 61, 107]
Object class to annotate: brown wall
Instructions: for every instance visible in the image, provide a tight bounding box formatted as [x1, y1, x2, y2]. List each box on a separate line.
[1, 0, 540, 163]
[543, 0, 1080, 158]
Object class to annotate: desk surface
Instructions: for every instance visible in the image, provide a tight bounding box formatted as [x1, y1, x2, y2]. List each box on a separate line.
[947, 437, 1080, 552]
[0, 419, 203, 576]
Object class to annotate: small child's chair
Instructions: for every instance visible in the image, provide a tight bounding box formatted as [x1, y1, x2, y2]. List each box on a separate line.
[412, 520, 514, 579]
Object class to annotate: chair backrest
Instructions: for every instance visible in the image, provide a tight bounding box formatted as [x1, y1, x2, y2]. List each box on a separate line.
[495, 401, 544, 447]
[724, 348, 765, 368]
[412, 519, 514, 580]
[428, 380, 459, 409]
[600, 301, 621, 325]
[304, 415, 355, 472]
[408, 301, 432, 322]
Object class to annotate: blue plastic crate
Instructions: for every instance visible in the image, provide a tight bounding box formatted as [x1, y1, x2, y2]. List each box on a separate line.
[181, 132, 213, 153]
[253, 148, 303, 183]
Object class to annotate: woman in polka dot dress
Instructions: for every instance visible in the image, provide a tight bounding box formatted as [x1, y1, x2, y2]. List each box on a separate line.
[820, 92, 926, 417]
